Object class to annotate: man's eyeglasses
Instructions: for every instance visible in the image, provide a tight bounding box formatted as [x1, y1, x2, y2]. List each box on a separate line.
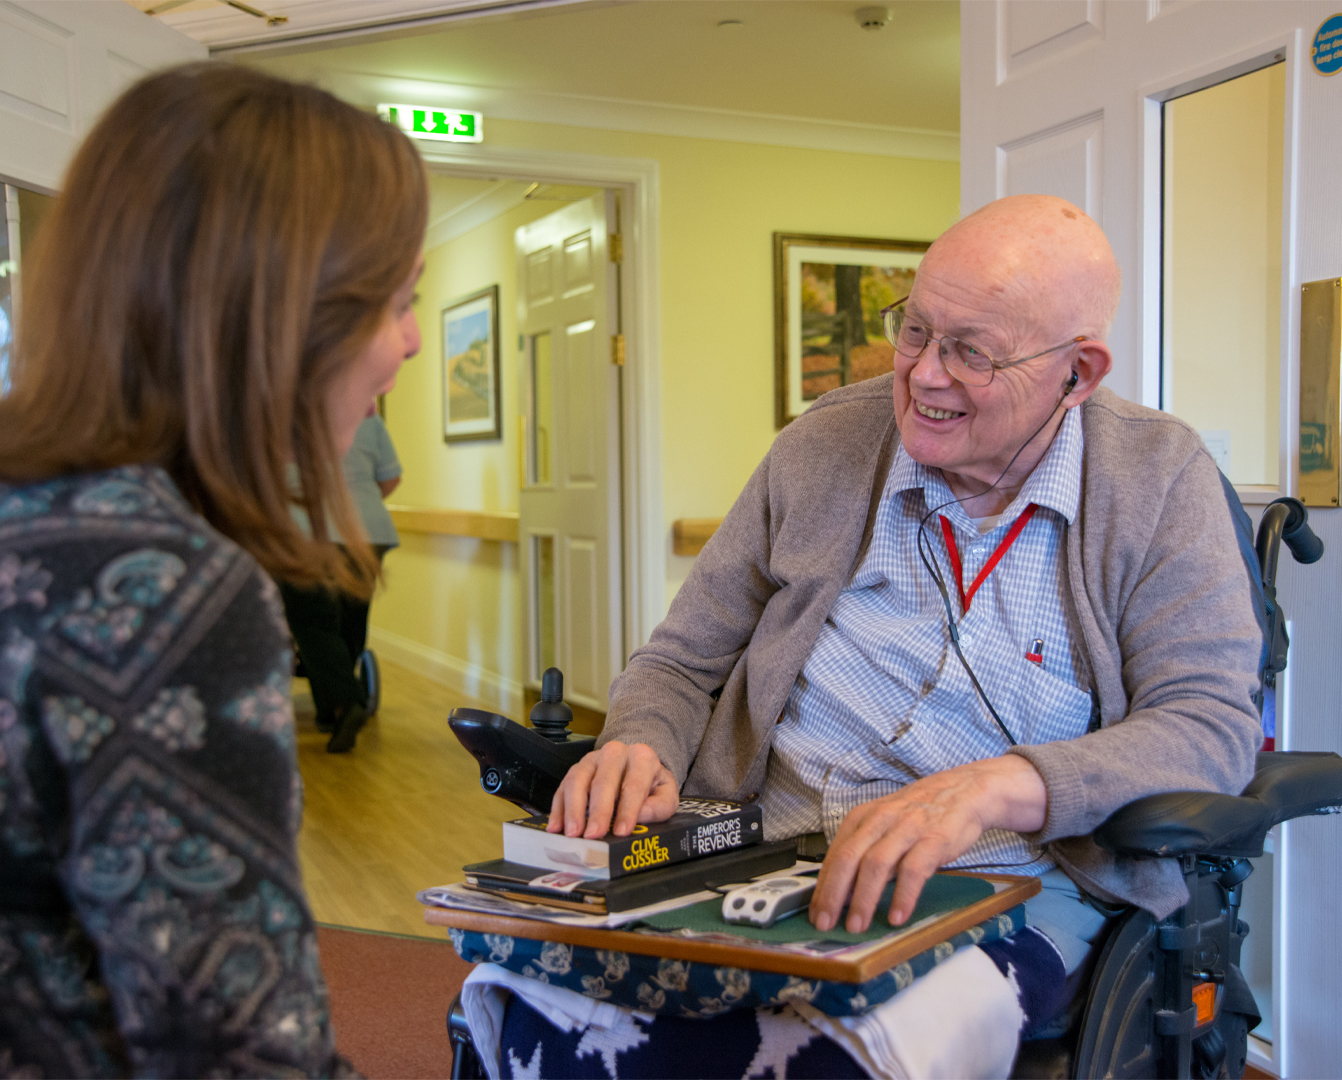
[880, 299, 1086, 388]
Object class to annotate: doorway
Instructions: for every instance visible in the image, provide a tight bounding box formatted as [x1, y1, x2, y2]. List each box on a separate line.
[387, 171, 628, 726]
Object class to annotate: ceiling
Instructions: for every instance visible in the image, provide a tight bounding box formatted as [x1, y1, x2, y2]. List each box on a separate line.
[424, 175, 599, 248]
[134, 0, 960, 139]
[125, 0, 573, 48]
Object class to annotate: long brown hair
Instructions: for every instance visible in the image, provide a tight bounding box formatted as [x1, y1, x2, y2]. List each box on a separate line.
[0, 62, 426, 593]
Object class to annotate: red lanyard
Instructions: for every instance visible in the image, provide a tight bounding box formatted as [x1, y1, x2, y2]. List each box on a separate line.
[938, 504, 1038, 615]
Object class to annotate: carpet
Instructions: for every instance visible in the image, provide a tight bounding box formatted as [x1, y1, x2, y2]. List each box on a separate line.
[318, 924, 475, 1078]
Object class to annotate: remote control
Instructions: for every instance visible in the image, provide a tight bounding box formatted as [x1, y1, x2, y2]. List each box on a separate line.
[721, 876, 817, 928]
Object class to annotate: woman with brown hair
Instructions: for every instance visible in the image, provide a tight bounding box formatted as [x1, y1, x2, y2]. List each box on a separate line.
[0, 62, 425, 1075]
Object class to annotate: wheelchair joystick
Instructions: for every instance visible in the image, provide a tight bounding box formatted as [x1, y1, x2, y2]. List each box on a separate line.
[530, 667, 574, 743]
[446, 665, 596, 816]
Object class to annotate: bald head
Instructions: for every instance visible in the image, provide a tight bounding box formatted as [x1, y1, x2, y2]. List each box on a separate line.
[921, 195, 1121, 342]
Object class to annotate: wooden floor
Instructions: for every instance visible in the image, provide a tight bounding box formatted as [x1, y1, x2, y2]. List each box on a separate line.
[293, 659, 522, 937]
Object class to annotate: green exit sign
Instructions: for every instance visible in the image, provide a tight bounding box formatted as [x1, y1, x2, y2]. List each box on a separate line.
[377, 103, 483, 143]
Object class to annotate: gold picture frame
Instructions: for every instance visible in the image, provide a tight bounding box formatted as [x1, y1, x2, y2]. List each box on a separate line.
[442, 284, 502, 443]
[773, 232, 930, 429]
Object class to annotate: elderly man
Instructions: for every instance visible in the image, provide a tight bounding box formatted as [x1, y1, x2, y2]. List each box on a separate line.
[527, 195, 1262, 1076]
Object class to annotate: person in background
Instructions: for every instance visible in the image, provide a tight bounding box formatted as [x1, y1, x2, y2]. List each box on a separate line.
[0, 63, 425, 1076]
[281, 408, 402, 753]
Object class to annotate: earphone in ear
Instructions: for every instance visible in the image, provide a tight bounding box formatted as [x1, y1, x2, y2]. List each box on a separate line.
[1063, 371, 1079, 396]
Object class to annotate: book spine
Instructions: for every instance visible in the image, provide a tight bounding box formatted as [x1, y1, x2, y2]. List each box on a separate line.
[603, 839, 796, 911]
[606, 805, 763, 878]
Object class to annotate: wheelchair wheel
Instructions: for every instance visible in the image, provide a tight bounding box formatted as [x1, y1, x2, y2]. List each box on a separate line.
[1193, 1010, 1248, 1079]
[358, 649, 380, 716]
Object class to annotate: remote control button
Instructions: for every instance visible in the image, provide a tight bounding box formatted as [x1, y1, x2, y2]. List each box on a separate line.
[753, 899, 766, 911]
[732, 898, 744, 909]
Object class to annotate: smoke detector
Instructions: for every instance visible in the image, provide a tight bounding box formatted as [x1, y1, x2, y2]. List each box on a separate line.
[855, 6, 892, 31]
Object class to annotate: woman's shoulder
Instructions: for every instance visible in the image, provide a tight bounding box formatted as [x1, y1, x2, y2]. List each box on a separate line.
[0, 465, 281, 674]
[3, 465, 209, 536]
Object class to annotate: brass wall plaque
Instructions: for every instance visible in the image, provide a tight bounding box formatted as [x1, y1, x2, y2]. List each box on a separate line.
[1299, 278, 1341, 506]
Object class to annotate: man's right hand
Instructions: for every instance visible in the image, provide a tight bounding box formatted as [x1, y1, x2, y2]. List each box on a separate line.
[547, 741, 680, 839]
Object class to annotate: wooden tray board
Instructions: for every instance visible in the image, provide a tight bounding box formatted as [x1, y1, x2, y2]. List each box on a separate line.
[424, 871, 1039, 983]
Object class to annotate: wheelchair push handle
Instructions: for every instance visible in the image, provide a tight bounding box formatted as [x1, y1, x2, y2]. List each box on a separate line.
[1278, 498, 1324, 565]
[1256, 497, 1324, 592]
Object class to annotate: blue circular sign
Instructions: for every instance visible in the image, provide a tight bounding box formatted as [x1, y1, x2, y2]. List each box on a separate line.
[1312, 14, 1342, 75]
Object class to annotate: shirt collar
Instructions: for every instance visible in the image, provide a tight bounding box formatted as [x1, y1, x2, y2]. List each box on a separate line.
[889, 405, 1084, 526]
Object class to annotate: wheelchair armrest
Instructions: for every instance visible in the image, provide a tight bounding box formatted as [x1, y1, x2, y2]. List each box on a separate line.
[1095, 751, 1342, 859]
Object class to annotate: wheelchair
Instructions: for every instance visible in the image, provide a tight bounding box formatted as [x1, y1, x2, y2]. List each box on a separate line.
[444, 496, 1341, 1080]
[293, 647, 381, 717]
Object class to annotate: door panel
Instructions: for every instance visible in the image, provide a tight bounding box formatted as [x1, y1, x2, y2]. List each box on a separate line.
[1001, 0, 1104, 79]
[526, 248, 553, 307]
[998, 113, 1103, 220]
[0, 5, 74, 131]
[565, 320, 597, 484]
[563, 230, 593, 296]
[563, 537, 599, 701]
[0, 1, 204, 192]
[517, 195, 620, 712]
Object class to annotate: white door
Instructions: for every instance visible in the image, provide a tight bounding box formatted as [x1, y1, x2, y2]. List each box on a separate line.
[517, 194, 622, 713]
[962, 3, 1341, 1075]
[0, 1, 205, 192]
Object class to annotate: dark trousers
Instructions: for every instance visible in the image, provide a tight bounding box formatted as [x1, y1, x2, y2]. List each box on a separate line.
[279, 545, 387, 722]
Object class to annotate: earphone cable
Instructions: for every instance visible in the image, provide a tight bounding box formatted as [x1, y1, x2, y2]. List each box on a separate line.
[913, 380, 1077, 748]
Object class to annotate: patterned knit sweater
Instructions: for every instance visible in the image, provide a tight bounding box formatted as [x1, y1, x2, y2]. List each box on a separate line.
[0, 466, 350, 1077]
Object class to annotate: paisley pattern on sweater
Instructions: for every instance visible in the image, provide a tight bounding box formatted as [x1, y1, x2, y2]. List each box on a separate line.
[0, 466, 346, 1078]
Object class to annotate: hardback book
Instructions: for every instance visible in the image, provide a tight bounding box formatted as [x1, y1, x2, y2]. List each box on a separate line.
[463, 839, 798, 913]
[501, 798, 765, 879]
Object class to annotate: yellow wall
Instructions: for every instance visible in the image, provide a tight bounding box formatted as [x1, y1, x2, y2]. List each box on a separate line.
[1163, 63, 1284, 487]
[372, 118, 959, 713]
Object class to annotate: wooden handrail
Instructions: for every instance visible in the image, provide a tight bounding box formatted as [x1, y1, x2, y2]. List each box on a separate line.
[386, 505, 519, 542]
[672, 517, 724, 557]
[388, 508, 726, 551]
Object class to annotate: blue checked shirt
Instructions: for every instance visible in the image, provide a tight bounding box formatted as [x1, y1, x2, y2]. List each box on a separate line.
[758, 407, 1095, 875]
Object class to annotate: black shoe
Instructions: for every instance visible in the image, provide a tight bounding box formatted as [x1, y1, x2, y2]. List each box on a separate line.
[315, 713, 337, 734]
[326, 703, 368, 753]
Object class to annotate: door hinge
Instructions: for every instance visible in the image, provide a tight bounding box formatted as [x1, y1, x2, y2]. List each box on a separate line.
[611, 334, 626, 366]
[609, 232, 623, 264]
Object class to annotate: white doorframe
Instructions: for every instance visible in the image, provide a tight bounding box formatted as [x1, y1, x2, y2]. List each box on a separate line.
[415, 142, 663, 657]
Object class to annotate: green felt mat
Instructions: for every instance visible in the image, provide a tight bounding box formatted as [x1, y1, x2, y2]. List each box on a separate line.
[639, 873, 995, 944]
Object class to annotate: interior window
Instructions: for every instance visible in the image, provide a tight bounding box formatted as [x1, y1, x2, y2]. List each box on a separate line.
[1161, 61, 1285, 488]
[0, 197, 11, 397]
[531, 533, 556, 679]
[528, 330, 553, 486]
[1, 183, 56, 397]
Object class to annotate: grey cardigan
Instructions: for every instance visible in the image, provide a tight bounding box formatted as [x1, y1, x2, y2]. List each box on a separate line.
[600, 378, 1263, 917]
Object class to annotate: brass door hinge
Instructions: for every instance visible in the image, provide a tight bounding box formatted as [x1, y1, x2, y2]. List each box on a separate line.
[611, 334, 626, 366]
[609, 232, 623, 264]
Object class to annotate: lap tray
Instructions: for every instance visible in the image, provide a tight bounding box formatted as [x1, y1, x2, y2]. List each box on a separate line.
[448, 902, 1026, 1018]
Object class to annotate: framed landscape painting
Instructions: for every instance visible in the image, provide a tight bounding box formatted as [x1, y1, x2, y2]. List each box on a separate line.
[773, 232, 930, 428]
[442, 284, 502, 442]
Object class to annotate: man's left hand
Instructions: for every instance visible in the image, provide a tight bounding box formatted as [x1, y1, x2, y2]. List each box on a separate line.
[809, 754, 1048, 933]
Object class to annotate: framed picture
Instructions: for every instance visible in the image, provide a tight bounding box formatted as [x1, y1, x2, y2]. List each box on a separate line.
[442, 284, 502, 442]
[773, 232, 931, 428]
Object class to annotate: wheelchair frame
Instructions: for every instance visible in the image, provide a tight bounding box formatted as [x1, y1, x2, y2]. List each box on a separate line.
[444, 496, 1339, 1080]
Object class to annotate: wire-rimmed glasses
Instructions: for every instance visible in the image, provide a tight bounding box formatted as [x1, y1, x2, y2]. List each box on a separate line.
[880, 298, 1086, 387]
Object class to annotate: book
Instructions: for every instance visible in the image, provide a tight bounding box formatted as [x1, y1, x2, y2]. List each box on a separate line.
[463, 838, 797, 913]
[502, 797, 764, 879]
